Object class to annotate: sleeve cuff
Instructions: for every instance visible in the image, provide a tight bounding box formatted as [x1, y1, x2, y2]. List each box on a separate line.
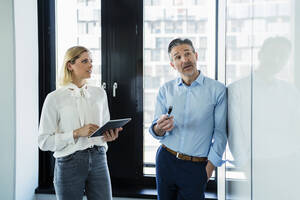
[56, 131, 75, 146]
[149, 122, 167, 140]
[208, 147, 225, 167]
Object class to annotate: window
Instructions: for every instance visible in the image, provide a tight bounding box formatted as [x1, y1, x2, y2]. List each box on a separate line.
[151, 49, 161, 61]
[225, 0, 293, 199]
[151, 22, 161, 33]
[38, 0, 218, 196]
[143, 0, 217, 178]
[165, 21, 175, 33]
[56, 0, 101, 87]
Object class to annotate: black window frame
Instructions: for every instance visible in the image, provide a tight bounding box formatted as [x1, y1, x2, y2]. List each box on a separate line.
[36, 0, 219, 198]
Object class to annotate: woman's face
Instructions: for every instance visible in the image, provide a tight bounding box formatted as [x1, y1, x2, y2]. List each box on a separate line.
[68, 52, 93, 81]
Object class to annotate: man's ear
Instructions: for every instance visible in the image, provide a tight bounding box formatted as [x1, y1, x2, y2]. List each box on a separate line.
[195, 51, 198, 61]
[170, 61, 176, 69]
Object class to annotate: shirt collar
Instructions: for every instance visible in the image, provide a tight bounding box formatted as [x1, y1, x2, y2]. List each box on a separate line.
[176, 70, 204, 86]
[65, 82, 90, 98]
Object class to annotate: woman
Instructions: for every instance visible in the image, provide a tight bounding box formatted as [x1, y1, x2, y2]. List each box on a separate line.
[38, 46, 121, 200]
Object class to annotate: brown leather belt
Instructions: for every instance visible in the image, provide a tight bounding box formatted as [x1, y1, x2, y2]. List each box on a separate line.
[162, 145, 207, 162]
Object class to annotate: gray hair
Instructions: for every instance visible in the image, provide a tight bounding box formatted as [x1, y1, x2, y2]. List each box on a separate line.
[168, 38, 195, 61]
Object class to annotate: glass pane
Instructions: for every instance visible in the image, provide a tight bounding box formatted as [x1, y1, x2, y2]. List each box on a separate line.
[143, 0, 216, 175]
[56, 0, 101, 87]
[226, 1, 253, 196]
[251, 1, 300, 199]
[226, 0, 298, 199]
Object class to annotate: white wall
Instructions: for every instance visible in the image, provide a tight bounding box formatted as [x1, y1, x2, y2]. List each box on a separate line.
[0, 0, 16, 199]
[0, 0, 39, 199]
[14, 0, 39, 199]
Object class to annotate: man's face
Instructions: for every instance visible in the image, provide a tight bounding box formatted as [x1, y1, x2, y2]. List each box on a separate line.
[170, 44, 198, 78]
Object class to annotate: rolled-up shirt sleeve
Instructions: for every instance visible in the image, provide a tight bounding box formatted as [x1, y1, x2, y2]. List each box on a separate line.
[38, 94, 75, 152]
[208, 87, 227, 167]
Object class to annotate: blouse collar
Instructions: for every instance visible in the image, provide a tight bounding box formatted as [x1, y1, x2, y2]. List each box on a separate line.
[65, 82, 91, 98]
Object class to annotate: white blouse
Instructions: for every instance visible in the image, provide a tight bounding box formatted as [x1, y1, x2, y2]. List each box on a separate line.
[38, 83, 110, 158]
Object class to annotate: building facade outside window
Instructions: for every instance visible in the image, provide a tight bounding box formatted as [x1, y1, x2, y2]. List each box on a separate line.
[143, 0, 216, 174]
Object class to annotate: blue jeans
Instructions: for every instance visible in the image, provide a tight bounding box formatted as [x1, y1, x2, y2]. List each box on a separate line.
[54, 146, 112, 200]
[156, 145, 208, 200]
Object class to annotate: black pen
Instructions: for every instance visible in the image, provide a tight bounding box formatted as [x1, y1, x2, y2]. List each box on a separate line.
[167, 106, 173, 119]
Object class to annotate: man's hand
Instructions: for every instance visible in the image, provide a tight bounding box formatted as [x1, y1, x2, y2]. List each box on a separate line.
[103, 127, 123, 142]
[206, 160, 215, 181]
[154, 114, 174, 136]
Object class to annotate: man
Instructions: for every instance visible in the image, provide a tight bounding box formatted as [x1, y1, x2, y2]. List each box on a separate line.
[149, 38, 227, 200]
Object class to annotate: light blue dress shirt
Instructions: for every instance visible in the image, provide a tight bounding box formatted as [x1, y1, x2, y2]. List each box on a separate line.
[149, 72, 227, 167]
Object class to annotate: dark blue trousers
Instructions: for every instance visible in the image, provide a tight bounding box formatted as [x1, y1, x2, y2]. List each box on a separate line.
[156, 145, 208, 200]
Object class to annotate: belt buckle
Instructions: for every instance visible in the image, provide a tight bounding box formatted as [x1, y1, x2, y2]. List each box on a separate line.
[176, 152, 180, 159]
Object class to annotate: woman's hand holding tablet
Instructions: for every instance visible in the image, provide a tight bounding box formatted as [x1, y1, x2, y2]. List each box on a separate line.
[91, 118, 132, 137]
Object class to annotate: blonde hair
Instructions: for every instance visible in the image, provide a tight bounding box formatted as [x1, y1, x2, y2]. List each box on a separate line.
[59, 46, 89, 86]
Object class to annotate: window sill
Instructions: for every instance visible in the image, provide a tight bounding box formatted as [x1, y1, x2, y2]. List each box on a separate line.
[113, 186, 217, 200]
[35, 186, 217, 200]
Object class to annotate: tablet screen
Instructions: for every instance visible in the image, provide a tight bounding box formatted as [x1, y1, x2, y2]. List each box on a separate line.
[91, 118, 132, 137]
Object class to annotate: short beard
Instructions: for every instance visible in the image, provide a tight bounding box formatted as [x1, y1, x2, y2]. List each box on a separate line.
[183, 70, 196, 77]
[182, 65, 197, 77]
